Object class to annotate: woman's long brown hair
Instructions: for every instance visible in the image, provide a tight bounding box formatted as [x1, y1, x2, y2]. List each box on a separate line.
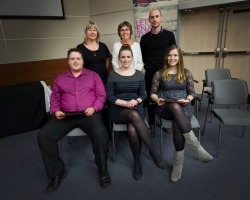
[162, 45, 187, 83]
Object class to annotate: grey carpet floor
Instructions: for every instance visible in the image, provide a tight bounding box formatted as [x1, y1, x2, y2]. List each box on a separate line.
[0, 100, 250, 200]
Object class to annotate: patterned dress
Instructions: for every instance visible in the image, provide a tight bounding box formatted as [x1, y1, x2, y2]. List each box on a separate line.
[150, 68, 195, 118]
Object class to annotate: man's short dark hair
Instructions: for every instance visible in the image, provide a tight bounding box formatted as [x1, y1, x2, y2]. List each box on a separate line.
[67, 48, 84, 59]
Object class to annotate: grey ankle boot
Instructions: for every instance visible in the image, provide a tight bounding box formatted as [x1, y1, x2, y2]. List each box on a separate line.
[171, 150, 184, 182]
[183, 131, 213, 162]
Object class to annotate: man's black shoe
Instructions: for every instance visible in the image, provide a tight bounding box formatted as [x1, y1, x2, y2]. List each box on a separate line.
[100, 175, 111, 189]
[46, 169, 67, 192]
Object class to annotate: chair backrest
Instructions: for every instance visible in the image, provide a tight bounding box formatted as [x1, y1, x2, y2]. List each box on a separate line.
[205, 68, 231, 87]
[212, 79, 249, 105]
[40, 81, 52, 112]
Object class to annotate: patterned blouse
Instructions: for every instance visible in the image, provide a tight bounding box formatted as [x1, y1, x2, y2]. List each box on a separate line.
[150, 68, 195, 118]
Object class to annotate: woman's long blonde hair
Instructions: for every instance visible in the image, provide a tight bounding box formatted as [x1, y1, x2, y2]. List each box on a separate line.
[162, 45, 187, 83]
[83, 21, 100, 44]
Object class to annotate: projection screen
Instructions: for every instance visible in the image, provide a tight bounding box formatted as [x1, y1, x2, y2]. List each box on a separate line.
[0, 0, 65, 19]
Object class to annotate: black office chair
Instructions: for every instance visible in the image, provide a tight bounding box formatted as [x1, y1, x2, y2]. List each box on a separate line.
[200, 68, 232, 120]
[200, 68, 231, 102]
[202, 79, 250, 157]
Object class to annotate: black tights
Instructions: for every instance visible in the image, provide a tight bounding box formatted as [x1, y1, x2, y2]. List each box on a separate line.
[158, 103, 191, 151]
[116, 109, 162, 167]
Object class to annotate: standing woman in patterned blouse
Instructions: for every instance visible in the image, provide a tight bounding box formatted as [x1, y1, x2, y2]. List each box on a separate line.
[77, 21, 111, 84]
[106, 44, 166, 181]
[150, 45, 213, 182]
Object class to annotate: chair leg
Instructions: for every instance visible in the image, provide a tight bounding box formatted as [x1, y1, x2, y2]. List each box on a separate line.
[202, 103, 210, 136]
[198, 97, 203, 112]
[200, 86, 205, 102]
[112, 129, 116, 163]
[199, 87, 205, 112]
[195, 100, 199, 117]
[153, 112, 159, 138]
[216, 123, 223, 157]
[198, 127, 201, 142]
[59, 140, 64, 161]
[209, 104, 213, 123]
[241, 126, 246, 137]
[160, 125, 163, 159]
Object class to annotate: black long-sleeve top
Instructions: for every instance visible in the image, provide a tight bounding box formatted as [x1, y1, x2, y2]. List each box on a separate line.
[140, 29, 176, 72]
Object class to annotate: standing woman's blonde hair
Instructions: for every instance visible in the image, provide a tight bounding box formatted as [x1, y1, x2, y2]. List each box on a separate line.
[83, 21, 101, 44]
[162, 45, 187, 83]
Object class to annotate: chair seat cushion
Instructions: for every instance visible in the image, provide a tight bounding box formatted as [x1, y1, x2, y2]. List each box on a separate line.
[113, 123, 127, 131]
[190, 115, 200, 128]
[66, 128, 87, 137]
[160, 118, 173, 128]
[161, 115, 200, 129]
[212, 109, 250, 126]
[113, 118, 149, 132]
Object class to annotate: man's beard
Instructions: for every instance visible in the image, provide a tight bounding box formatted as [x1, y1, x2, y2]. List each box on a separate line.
[151, 23, 160, 29]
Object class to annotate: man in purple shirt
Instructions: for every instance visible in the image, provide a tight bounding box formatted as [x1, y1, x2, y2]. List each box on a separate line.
[37, 48, 110, 192]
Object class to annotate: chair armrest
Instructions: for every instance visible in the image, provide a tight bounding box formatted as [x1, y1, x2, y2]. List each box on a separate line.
[204, 90, 212, 95]
[202, 79, 208, 86]
[191, 96, 201, 106]
[207, 94, 214, 104]
[194, 96, 201, 102]
[146, 98, 156, 106]
[247, 94, 250, 110]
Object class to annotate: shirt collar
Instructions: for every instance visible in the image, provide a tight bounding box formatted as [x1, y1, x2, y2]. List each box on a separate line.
[150, 27, 163, 36]
[66, 68, 87, 77]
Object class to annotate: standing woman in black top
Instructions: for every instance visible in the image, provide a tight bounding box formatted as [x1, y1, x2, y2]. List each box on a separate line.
[77, 21, 111, 84]
[77, 21, 111, 131]
[106, 44, 166, 181]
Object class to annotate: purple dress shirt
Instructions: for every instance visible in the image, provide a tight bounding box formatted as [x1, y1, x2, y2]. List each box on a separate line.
[50, 68, 106, 114]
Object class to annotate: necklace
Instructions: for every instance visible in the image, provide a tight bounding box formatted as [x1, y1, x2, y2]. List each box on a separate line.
[84, 42, 98, 57]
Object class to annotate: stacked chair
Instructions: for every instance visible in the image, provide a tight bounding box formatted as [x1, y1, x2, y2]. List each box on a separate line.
[202, 79, 250, 157]
[200, 68, 231, 102]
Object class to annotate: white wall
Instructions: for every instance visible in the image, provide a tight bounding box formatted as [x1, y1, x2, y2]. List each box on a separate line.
[0, 0, 135, 64]
[89, 0, 134, 53]
[0, 0, 245, 64]
[0, 0, 90, 64]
